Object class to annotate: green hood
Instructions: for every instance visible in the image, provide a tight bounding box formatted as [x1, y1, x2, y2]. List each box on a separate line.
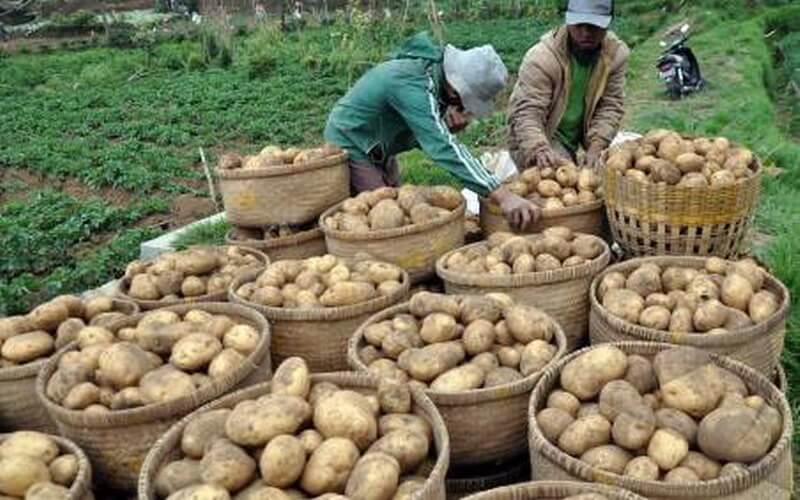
[390, 32, 443, 63]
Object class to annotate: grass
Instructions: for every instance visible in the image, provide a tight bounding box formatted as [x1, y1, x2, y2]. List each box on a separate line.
[172, 218, 230, 250]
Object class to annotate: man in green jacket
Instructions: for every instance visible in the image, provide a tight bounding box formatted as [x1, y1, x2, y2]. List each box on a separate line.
[325, 32, 540, 230]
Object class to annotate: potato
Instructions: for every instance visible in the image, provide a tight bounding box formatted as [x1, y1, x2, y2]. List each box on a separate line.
[345, 452, 400, 500]
[382, 329, 423, 359]
[367, 429, 429, 473]
[577, 403, 602, 419]
[598, 380, 645, 421]
[651, 160, 682, 185]
[393, 478, 426, 500]
[679, 451, 721, 480]
[623, 456, 660, 481]
[430, 364, 484, 392]
[664, 466, 700, 483]
[624, 355, 656, 395]
[505, 305, 554, 343]
[729, 260, 764, 290]
[397, 342, 464, 382]
[208, 348, 246, 381]
[155, 458, 201, 498]
[378, 414, 432, 443]
[667, 307, 693, 334]
[97, 341, 152, 389]
[182, 409, 231, 459]
[200, 439, 256, 493]
[314, 391, 376, 450]
[580, 445, 631, 474]
[561, 345, 628, 400]
[537, 408, 574, 443]
[166, 484, 230, 499]
[537, 180, 562, 197]
[602, 288, 645, 325]
[613, 409, 656, 451]
[697, 405, 773, 462]
[139, 365, 196, 405]
[462, 320, 496, 356]
[0, 455, 50, 496]
[675, 153, 705, 174]
[459, 296, 501, 324]
[710, 170, 736, 187]
[692, 299, 728, 332]
[75, 326, 114, 349]
[272, 357, 311, 399]
[648, 429, 689, 470]
[300, 438, 360, 495]
[409, 292, 460, 317]
[749, 290, 779, 323]
[48, 454, 78, 487]
[645, 293, 675, 311]
[0, 432, 59, 464]
[661, 267, 698, 293]
[171, 333, 223, 371]
[639, 306, 671, 330]
[547, 390, 580, 417]
[597, 272, 626, 301]
[369, 199, 405, 230]
[720, 273, 754, 312]
[1, 331, 53, 363]
[606, 150, 633, 172]
[686, 276, 720, 301]
[419, 313, 458, 344]
[484, 366, 523, 387]
[520, 340, 557, 376]
[46, 363, 92, 404]
[719, 462, 747, 478]
[660, 368, 724, 418]
[22, 481, 71, 499]
[557, 415, 611, 456]
[176, 249, 218, 276]
[570, 236, 603, 261]
[320, 282, 376, 307]
[656, 408, 697, 444]
[258, 435, 306, 488]
[26, 302, 70, 332]
[62, 382, 100, 410]
[626, 264, 662, 297]
[227, 396, 310, 447]
[368, 359, 408, 383]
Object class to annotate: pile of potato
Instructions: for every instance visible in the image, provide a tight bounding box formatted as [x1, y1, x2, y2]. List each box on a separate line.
[356, 292, 560, 392]
[123, 246, 264, 302]
[324, 185, 463, 233]
[217, 144, 342, 171]
[235, 255, 405, 309]
[535, 345, 783, 483]
[0, 431, 83, 498]
[0, 295, 132, 369]
[153, 357, 437, 500]
[502, 163, 602, 210]
[606, 130, 757, 187]
[442, 227, 605, 276]
[44, 308, 262, 413]
[229, 222, 318, 242]
[598, 257, 779, 334]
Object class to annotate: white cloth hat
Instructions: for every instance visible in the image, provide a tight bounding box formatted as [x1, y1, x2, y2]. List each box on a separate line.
[566, 0, 613, 29]
[443, 44, 508, 118]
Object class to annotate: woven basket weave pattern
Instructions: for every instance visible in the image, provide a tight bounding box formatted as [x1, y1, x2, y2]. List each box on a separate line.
[226, 227, 327, 261]
[461, 480, 647, 500]
[479, 197, 608, 239]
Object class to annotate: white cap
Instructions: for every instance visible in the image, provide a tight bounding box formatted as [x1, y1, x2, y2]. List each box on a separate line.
[566, 0, 613, 29]
[443, 44, 508, 118]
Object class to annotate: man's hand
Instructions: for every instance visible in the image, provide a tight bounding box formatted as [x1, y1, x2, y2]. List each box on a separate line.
[585, 143, 605, 170]
[444, 107, 471, 133]
[490, 186, 541, 232]
[533, 147, 565, 170]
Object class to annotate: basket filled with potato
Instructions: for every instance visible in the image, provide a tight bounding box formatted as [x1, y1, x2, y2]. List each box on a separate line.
[36, 303, 272, 491]
[138, 357, 450, 500]
[590, 256, 789, 376]
[528, 342, 793, 499]
[320, 185, 466, 283]
[603, 131, 762, 258]
[226, 222, 327, 261]
[479, 163, 606, 238]
[348, 292, 567, 466]
[118, 245, 268, 310]
[0, 430, 94, 499]
[461, 480, 646, 500]
[0, 294, 138, 433]
[230, 255, 410, 371]
[436, 227, 610, 350]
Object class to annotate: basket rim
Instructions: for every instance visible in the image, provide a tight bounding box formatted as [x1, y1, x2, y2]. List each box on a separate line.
[435, 234, 611, 289]
[116, 246, 269, 309]
[228, 266, 411, 321]
[225, 226, 324, 250]
[480, 196, 604, 219]
[461, 480, 647, 500]
[319, 198, 467, 242]
[528, 340, 794, 497]
[589, 256, 790, 347]
[137, 372, 451, 500]
[35, 302, 271, 428]
[215, 151, 348, 179]
[347, 299, 568, 404]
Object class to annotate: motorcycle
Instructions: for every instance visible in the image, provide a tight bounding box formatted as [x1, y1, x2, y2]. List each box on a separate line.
[657, 22, 705, 99]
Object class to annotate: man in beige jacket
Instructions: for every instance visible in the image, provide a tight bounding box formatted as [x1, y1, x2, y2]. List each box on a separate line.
[508, 0, 630, 171]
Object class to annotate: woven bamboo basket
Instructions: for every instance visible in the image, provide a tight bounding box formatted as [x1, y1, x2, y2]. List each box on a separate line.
[479, 197, 608, 239]
[445, 454, 531, 500]
[0, 432, 95, 500]
[348, 301, 568, 466]
[603, 156, 762, 258]
[229, 268, 410, 371]
[0, 299, 138, 434]
[138, 372, 450, 500]
[462, 481, 647, 500]
[528, 341, 794, 500]
[436, 236, 611, 351]
[217, 152, 349, 227]
[589, 256, 789, 376]
[116, 246, 268, 310]
[320, 199, 466, 284]
[36, 302, 272, 491]
[225, 226, 327, 261]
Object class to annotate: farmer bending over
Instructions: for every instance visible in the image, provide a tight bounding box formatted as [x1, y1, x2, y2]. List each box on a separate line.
[508, 0, 630, 171]
[324, 32, 540, 231]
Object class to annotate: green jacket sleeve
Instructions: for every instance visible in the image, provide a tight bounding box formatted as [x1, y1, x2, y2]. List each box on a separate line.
[387, 71, 501, 196]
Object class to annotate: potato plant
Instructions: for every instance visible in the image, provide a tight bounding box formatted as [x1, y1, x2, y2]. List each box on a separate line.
[0, 431, 82, 498]
[500, 163, 601, 211]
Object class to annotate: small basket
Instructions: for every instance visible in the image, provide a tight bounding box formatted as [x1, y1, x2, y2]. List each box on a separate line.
[462, 481, 646, 500]
[528, 341, 794, 499]
[138, 372, 450, 500]
[589, 256, 789, 376]
[229, 268, 410, 371]
[348, 300, 568, 466]
[603, 154, 762, 258]
[116, 246, 268, 310]
[225, 226, 327, 261]
[36, 302, 272, 491]
[479, 197, 608, 239]
[436, 236, 611, 351]
[217, 152, 350, 227]
[320, 200, 466, 284]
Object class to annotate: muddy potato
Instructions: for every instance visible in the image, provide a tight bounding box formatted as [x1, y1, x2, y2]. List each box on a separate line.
[156, 458, 202, 498]
[182, 409, 231, 458]
[602, 289, 645, 324]
[655, 408, 698, 445]
[97, 341, 152, 389]
[170, 333, 222, 371]
[392, 478, 426, 500]
[76, 326, 114, 349]
[580, 445, 632, 475]
[626, 264, 662, 297]
[505, 305, 555, 343]
[697, 405, 774, 462]
[651, 160, 682, 185]
[675, 153, 705, 174]
[687, 275, 720, 301]
[139, 365, 196, 405]
[368, 429, 429, 473]
[624, 355, 657, 395]
[397, 343, 463, 382]
[624, 456, 660, 481]
[369, 199, 405, 230]
[679, 451, 721, 480]
[547, 390, 581, 417]
[272, 357, 311, 399]
[557, 415, 612, 456]
[227, 395, 310, 447]
[258, 434, 306, 488]
[668, 307, 694, 333]
[368, 359, 408, 383]
[597, 272, 626, 301]
[520, 340, 557, 376]
[382, 329, 423, 359]
[471, 352, 499, 373]
[462, 320, 496, 356]
[749, 290, 779, 323]
[693, 299, 728, 332]
[208, 348, 246, 380]
[661, 267, 699, 293]
[46, 363, 93, 404]
[419, 313, 458, 344]
[376, 378, 411, 414]
[645, 293, 675, 311]
[300, 438, 360, 495]
[648, 428, 689, 470]
[314, 390, 377, 450]
[537, 179, 562, 198]
[200, 438, 256, 493]
[345, 452, 400, 500]
[537, 408, 575, 443]
[561, 345, 628, 400]
[638, 305, 671, 330]
[460, 296, 502, 324]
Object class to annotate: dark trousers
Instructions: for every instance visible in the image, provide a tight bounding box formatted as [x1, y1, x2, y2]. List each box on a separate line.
[348, 157, 401, 195]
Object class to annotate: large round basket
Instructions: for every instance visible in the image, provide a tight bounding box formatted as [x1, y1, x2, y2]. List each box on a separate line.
[225, 226, 327, 261]
[479, 197, 608, 239]
[589, 256, 789, 376]
[603, 155, 762, 258]
[116, 246, 268, 310]
[445, 454, 530, 500]
[0, 432, 95, 500]
[436, 235, 611, 351]
[348, 301, 568, 466]
[528, 341, 794, 499]
[138, 372, 450, 500]
[0, 299, 138, 434]
[462, 481, 646, 500]
[320, 200, 466, 284]
[229, 268, 410, 371]
[217, 152, 350, 227]
[36, 303, 272, 491]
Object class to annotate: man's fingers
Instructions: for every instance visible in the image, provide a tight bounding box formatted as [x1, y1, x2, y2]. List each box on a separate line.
[519, 208, 532, 231]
